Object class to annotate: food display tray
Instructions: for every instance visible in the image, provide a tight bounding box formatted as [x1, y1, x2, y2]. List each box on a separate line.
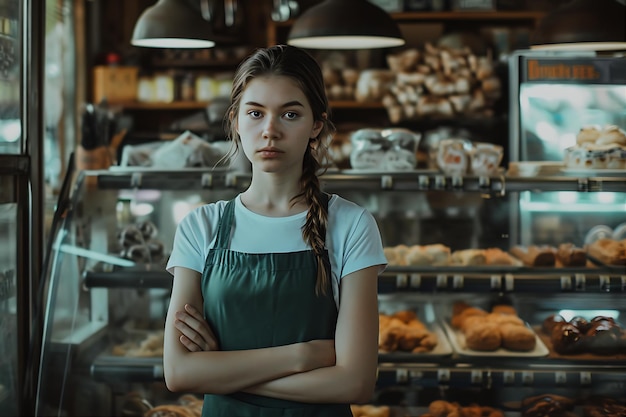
[442, 321, 550, 358]
[378, 323, 453, 362]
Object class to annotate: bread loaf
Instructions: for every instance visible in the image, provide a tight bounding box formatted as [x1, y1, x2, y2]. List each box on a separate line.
[586, 238, 626, 265]
[556, 243, 587, 267]
[510, 245, 556, 267]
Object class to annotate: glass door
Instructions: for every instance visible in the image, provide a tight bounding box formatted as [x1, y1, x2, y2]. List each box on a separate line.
[0, 0, 45, 416]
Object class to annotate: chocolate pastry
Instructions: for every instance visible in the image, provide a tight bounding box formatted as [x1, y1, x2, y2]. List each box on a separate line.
[146, 239, 165, 261]
[119, 225, 144, 248]
[551, 323, 583, 354]
[522, 394, 576, 417]
[124, 244, 151, 263]
[137, 220, 158, 240]
[542, 314, 566, 334]
[570, 316, 591, 333]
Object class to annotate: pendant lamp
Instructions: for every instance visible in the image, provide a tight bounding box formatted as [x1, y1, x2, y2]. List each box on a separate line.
[131, 0, 218, 48]
[531, 0, 626, 51]
[287, 0, 406, 49]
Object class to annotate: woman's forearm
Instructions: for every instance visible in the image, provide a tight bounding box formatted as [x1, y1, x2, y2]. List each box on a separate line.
[243, 364, 376, 404]
[164, 343, 303, 394]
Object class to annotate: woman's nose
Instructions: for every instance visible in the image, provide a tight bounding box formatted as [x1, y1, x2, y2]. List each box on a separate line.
[262, 117, 280, 139]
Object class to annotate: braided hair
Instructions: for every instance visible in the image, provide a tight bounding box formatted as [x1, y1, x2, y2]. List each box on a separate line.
[225, 45, 336, 295]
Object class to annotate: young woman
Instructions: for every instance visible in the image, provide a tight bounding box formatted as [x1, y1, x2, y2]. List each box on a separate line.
[164, 44, 387, 416]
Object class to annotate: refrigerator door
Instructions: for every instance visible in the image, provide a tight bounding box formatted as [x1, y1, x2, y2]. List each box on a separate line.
[0, 179, 19, 417]
[0, 1, 45, 416]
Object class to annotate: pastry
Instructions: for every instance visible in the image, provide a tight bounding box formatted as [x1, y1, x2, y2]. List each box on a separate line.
[542, 314, 566, 334]
[491, 304, 517, 315]
[119, 225, 145, 248]
[451, 306, 488, 329]
[522, 394, 576, 417]
[464, 322, 501, 351]
[484, 248, 521, 266]
[500, 323, 536, 351]
[596, 124, 626, 146]
[451, 249, 487, 266]
[576, 125, 602, 146]
[122, 244, 151, 263]
[510, 245, 556, 267]
[556, 243, 587, 267]
[586, 238, 626, 266]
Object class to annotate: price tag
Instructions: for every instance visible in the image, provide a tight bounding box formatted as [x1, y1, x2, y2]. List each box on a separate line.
[434, 175, 446, 189]
[409, 273, 421, 288]
[599, 275, 610, 292]
[471, 370, 483, 384]
[381, 175, 393, 190]
[521, 371, 533, 385]
[575, 273, 586, 291]
[453, 274, 464, 289]
[560, 275, 572, 291]
[437, 369, 450, 383]
[490, 274, 501, 290]
[503, 371, 515, 385]
[201, 173, 213, 188]
[436, 274, 447, 289]
[504, 273, 515, 291]
[396, 369, 408, 383]
[580, 372, 591, 386]
[555, 371, 566, 385]
[395, 274, 408, 288]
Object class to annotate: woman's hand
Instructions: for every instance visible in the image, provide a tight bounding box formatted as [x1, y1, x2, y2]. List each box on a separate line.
[174, 304, 219, 352]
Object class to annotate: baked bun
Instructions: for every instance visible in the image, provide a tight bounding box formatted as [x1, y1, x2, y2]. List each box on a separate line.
[576, 125, 602, 146]
[500, 323, 536, 351]
[464, 322, 501, 351]
[596, 125, 626, 146]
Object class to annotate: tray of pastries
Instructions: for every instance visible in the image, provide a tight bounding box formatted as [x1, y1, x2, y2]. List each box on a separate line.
[378, 300, 453, 360]
[443, 301, 549, 357]
[537, 313, 626, 360]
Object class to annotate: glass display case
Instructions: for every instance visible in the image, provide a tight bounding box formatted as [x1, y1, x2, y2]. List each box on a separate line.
[36, 167, 626, 416]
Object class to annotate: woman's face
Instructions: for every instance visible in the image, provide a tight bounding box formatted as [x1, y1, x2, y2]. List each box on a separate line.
[236, 75, 323, 175]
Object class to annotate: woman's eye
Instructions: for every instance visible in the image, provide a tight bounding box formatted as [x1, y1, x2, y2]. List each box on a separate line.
[248, 110, 262, 119]
[284, 111, 298, 120]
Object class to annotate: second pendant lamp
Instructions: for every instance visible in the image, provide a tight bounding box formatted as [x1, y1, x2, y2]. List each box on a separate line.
[287, 0, 406, 49]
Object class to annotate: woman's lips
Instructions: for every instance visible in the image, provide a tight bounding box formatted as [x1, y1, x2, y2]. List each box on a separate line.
[258, 148, 282, 158]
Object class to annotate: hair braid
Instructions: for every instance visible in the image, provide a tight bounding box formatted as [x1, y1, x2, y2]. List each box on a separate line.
[296, 145, 329, 296]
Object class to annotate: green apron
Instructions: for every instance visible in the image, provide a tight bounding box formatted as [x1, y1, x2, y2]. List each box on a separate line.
[200, 197, 352, 417]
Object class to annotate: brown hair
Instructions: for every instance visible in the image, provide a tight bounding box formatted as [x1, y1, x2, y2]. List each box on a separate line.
[224, 45, 336, 295]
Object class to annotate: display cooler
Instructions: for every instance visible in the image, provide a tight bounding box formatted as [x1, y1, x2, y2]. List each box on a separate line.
[507, 50, 626, 247]
[34, 157, 626, 416]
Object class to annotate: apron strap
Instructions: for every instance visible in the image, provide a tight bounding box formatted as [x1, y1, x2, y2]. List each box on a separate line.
[213, 199, 236, 249]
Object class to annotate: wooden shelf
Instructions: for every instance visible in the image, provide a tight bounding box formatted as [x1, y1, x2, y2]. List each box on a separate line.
[330, 101, 384, 109]
[270, 11, 545, 27]
[109, 100, 385, 111]
[390, 10, 545, 22]
[109, 101, 210, 110]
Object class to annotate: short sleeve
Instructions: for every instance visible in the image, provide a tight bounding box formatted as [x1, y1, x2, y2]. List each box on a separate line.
[166, 203, 223, 275]
[340, 209, 387, 278]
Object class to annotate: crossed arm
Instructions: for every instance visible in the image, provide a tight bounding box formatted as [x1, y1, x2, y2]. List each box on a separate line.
[163, 265, 380, 404]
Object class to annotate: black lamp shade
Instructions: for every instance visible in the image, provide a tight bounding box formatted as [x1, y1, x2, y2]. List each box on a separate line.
[532, 0, 626, 51]
[131, 0, 217, 48]
[287, 0, 406, 49]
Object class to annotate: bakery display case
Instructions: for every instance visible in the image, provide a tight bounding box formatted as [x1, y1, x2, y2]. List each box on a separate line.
[34, 164, 626, 416]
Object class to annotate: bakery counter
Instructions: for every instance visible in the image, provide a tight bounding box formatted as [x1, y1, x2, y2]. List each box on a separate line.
[88, 168, 626, 194]
[83, 268, 172, 289]
[91, 356, 163, 384]
[82, 266, 625, 293]
[379, 267, 626, 294]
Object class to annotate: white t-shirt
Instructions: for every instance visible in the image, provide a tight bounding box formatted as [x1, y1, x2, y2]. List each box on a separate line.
[167, 194, 387, 307]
